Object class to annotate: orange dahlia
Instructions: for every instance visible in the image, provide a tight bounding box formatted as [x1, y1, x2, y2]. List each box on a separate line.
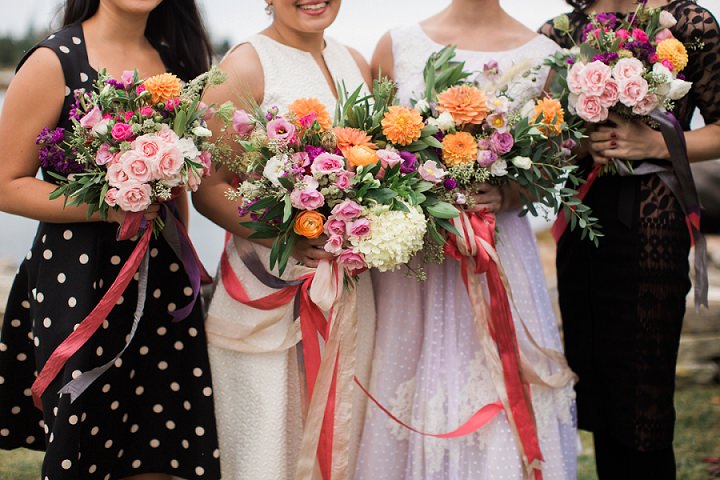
[656, 38, 688, 72]
[437, 85, 489, 125]
[532, 98, 565, 136]
[143, 73, 182, 104]
[442, 132, 478, 167]
[381, 106, 424, 146]
[288, 97, 333, 131]
[333, 127, 377, 157]
[294, 211, 325, 239]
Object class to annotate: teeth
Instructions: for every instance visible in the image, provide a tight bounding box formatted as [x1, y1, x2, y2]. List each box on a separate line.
[299, 2, 327, 10]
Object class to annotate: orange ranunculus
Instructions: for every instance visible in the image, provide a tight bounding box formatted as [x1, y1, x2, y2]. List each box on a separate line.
[656, 38, 689, 72]
[143, 73, 182, 104]
[333, 127, 377, 157]
[381, 105, 424, 146]
[345, 145, 379, 168]
[442, 132, 479, 167]
[288, 97, 333, 131]
[294, 211, 326, 239]
[437, 85, 489, 125]
[532, 98, 565, 136]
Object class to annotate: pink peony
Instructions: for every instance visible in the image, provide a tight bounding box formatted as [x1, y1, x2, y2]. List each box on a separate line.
[489, 131, 514, 155]
[324, 234, 345, 254]
[133, 134, 164, 161]
[105, 187, 119, 207]
[335, 171, 354, 190]
[95, 143, 114, 166]
[115, 183, 152, 212]
[598, 78, 620, 108]
[567, 62, 586, 95]
[612, 57, 645, 81]
[111, 123, 134, 141]
[632, 93, 659, 116]
[574, 94, 609, 123]
[154, 145, 184, 179]
[106, 162, 130, 188]
[331, 200, 363, 222]
[232, 109, 254, 136]
[618, 77, 649, 107]
[290, 187, 325, 211]
[347, 218, 371, 239]
[120, 71, 135, 88]
[655, 28, 675, 42]
[80, 106, 103, 130]
[310, 152, 345, 175]
[337, 250, 366, 271]
[578, 60, 612, 96]
[120, 151, 153, 184]
[631, 28, 649, 43]
[324, 218, 347, 237]
[266, 117, 296, 144]
[376, 149, 403, 168]
[477, 150, 498, 167]
[156, 124, 180, 144]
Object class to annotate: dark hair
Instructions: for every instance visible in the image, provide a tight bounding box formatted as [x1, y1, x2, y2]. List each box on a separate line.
[566, 0, 596, 10]
[62, 0, 213, 80]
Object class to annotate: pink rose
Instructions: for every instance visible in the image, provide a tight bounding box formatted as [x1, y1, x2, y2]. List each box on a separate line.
[335, 171, 354, 190]
[232, 109, 254, 136]
[290, 187, 325, 210]
[111, 123, 134, 141]
[578, 60, 612, 96]
[139, 106, 154, 117]
[154, 146, 184, 179]
[337, 250, 366, 272]
[615, 28, 631, 40]
[324, 234, 344, 255]
[197, 151, 212, 176]
[120, 151, 153, 184]
[95, 143, 114, 166]
[165, 98, 179, 111]
[655, 28, 675, 43]
[133, 134, 164, 160]
[324, 218, 347, 237]
[310, 152, 345, 175]
[618, 77, 649, 107]
[331, 200, 363, 222]
[489, 131, 514, 154]
[476, 150, 498, 167]
[266, 117, 296, 144]
[574, 94, 609, 123]
[632, 93, 659, 116]
[105, 187, 119, 207]
[598, 78, 620, 108]
[79, 106, 103, 130]
[120, 70, 135, 88]
[156, 124, 180, 144]
[123, 111, 134, 123]
[376, 149, 403, 168]
[106, 162, 130, 188]
[115, 183, 152, 212]
[631, 28, 649, 43]
[347, 218, 371, 239]
[567, 62, 586, 95]
[612, 57, 645, 82]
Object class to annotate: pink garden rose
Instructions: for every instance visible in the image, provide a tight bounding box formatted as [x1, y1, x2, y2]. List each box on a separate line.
[612, 57, 645, 82]
[337, 250, 367, 271]
[290, 187, 325, 210]
[489, 131, 514, 155]
[632, 93, 659, 115]
[104, 187, 119, 207]
[618, 77, 649, 107]
[598, 78, 620, 108]
[111, 123, 134, 141]
[323, 234, 344, 254]
[331, 200, 363, 222]
[106, 162, 130, 188]
[95, 143, 114, 166]
[310, 152, 345, 175]
[324, 218, 347, 237]
[476, 149, 498, 167]
[133, 134, 164, 161]
[156, 124, 180, 144]
[115, 183, 152, 212]
[574, 94, 609, 123]
[578, 61, 612, 96]
[567, 62, 586, 95]
[346, 218, 371, 239]
[120, 151, 153, 184]
[266, 117, 296, 144]
[335, 171, 354, 190]
[232, 109, 254, 136]
[154, 145, 184, 179]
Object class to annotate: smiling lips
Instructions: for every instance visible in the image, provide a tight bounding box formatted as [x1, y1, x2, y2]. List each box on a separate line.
[297, 1, 329, 15]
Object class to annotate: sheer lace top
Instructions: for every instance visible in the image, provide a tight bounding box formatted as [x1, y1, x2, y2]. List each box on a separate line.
[539, 0, 720, 129]
[390, 24, 561, 109]
[229, 34, 367, 113]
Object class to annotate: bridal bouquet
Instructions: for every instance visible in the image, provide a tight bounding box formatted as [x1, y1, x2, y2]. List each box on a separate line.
[548, 3, 691, 125]
[40, 67, 233, 233]
[223, 95, 456, 276]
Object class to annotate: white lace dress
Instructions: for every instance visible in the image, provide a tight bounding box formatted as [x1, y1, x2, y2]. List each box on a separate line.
[354, 25, 578, 480]
[205, 34, 376, 480]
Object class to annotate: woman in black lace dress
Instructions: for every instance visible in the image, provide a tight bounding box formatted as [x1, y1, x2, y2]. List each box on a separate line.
[540, 1, 720, 478]
[0, 1, 221, 479]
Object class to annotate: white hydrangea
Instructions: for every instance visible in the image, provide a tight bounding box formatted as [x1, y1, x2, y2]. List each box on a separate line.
[350, 205, 427, 272]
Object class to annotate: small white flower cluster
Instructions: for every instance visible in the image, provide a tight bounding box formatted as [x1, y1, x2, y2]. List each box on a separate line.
[350, 205, 427, 272]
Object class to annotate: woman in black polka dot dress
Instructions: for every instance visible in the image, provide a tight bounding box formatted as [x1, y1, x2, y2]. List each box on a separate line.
[0, 1, 221, 479]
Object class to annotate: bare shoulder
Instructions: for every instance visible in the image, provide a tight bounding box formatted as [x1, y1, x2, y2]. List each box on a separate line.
[214, 43, 265, 106]
[346, 46, 372, 86]
[8, 47, 65, 114]
[371, 31, 395, 81]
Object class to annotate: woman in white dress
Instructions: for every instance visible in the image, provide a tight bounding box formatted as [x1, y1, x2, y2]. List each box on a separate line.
[193, 1, 375, 478]
[354, 1, 578, 479]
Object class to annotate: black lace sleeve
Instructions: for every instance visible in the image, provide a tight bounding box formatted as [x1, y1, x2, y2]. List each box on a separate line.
[669, 1, 720, 126]
[538, 12, 588, 48]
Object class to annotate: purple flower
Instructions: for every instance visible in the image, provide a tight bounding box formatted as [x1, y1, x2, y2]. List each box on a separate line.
[36, 128, 84, 175]
[595, 12, 618, 29]
[398, 151, 418, 174]
[592, 52, 619, 64]
[305, 145, 327, 162]
[443, 178, 457, 190]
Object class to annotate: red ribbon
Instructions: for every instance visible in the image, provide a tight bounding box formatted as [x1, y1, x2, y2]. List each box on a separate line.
[32, 227, 153, 409]
[444, 211, 544, 479]
[551, 164, 601, 242]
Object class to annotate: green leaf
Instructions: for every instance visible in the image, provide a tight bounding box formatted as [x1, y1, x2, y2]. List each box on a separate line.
[427, 201, 459, 219]
[365, 188, 397, 203]
[436, 218, 461, 237]
[282, 195, 293, 223]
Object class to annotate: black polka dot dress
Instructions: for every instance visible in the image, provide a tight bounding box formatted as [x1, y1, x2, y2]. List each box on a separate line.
[0, 24, 221, 479]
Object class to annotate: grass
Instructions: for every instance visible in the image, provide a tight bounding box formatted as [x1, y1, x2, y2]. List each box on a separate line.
[1, 386, 718, 479]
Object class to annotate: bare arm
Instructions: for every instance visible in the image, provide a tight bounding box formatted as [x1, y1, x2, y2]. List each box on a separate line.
[347, 47, 372, 88]
[371, 31, 394, 82]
